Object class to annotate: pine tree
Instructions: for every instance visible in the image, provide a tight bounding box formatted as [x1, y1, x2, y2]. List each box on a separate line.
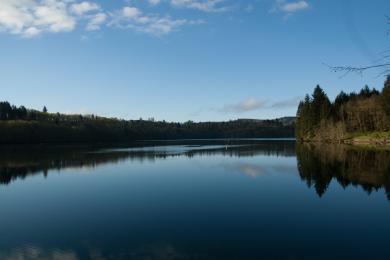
[382, 76, 390, 116]
[296, 94, 313, 138]
[311, 85, 331, 125]
[43, 106, 48, 113]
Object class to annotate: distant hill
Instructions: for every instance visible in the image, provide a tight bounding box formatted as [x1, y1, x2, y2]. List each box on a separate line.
[277, 117, 297, 126]
[237, 117, 296, 126]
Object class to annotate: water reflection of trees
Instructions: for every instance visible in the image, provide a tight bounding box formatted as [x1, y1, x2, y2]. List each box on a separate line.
[0, 141, 295, 185]
[296, 143, 390, 199]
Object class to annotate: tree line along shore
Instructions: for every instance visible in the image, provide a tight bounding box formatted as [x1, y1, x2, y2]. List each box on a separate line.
[0, 102, 294, 144]
[2, 76, 389, 145]
[296, 76, 390, 144]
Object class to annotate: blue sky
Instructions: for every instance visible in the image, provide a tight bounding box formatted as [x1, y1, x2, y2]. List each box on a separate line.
[0, 0, 389, 122]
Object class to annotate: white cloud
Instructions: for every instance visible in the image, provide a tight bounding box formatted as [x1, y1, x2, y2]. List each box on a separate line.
[0, 0, 105, 37]
[169, 0, 229, 12]
[70, 1, 105, 32]
[275, 0, 309, 13]
[0, 0, 34, 35]
[221, 98, 267, 113]
[0, 0, 225, 38]
[86, 12, 106, 31]
[110, 6, 204, 36]
[148, 0, 161, 5]
[219, 96, 302, 114]
[34, 0, 76, 33]
[280, 1, 308, 12]
[71, 1, 100, 16]
[270, 96, 301, 108]
[122, 6, 142, 19]
[24, 26, 42, 37]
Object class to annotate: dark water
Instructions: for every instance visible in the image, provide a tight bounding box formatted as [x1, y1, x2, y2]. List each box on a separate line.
[0, 140, 390, 260]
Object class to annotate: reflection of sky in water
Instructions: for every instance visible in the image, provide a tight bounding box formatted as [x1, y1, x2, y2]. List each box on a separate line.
[1, 142, 390, 260]
[0, 244, 191, 260]
[223, 160, 297, 178]
[97, 144, 246, 155]
[0, 246, 78, 260]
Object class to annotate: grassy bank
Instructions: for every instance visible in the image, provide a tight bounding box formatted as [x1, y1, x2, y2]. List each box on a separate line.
[344, 131, 390, 145]
[298, 131, 390, 145]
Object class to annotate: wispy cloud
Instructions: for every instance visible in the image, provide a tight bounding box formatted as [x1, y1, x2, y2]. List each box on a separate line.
[270, 96, 301, 109]
[70, 1, 100, 16]
[169, 0, 230, 12]
[110, 6, 204, 37]
[280, 1, 309, 13]
[146, 0, 231, 12]
[218, 96, 301, 114]
[85, 12, 106, 31]
[220, 98, 268, 113]
[271, 0, 309, 15]
[148, 0, 162, 6]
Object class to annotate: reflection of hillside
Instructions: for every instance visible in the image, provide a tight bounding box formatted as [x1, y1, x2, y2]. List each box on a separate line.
[296, 143, 390, 199]
[0, 141, 295, 185]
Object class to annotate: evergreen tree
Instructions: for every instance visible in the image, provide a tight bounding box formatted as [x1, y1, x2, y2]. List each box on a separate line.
[297, 81, 390, 141]
[296, 95, 313, 138]
[43, 106, 48, 113]
[383, 76, 390, 116]
[311, 85, 331, 124]
[0, 102, 12, 120]
[17, 106, 27, 119]
[359, 85, 371, 98]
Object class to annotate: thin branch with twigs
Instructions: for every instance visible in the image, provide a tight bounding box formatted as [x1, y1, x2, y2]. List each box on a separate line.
[327, 16, 390, 78]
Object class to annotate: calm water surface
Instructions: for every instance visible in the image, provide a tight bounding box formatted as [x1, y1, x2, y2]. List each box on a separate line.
[0, 140, 390, 260]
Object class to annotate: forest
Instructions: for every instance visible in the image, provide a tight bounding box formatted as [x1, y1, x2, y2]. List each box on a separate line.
[0, 102, 294, 144]
[295, 76, 390, 142]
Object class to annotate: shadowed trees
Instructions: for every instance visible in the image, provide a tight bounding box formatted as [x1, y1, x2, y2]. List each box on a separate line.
[0, 102, 295, 144]
[296, 85, 332, 139]
[0, 102, 30, 120]
[296, 78, 390, 141]
[383, 76, 390, 116]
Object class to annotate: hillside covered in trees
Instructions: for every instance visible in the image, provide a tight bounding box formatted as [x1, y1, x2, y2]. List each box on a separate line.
[296, 76, 390, 143]
[0, 102, 294, 144]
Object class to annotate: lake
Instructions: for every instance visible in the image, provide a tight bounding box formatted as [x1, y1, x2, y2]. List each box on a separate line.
[0, 140, 389, 260]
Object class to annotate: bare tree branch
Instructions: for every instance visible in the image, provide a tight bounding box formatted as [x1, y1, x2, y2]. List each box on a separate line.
[324, 62, 390, 78]
[327, 16, 390, 78]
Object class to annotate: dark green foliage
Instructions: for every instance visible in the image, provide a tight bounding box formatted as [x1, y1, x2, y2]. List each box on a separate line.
[383, 76, 390, 116]
[0, 102, 294, 144]
[296, 81, 389, 140]
[0, 102, 31, 120]
[311, 85, 331, 124]
[295, 86, 331, 138]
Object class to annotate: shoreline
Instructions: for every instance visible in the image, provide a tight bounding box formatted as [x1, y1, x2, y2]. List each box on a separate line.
[298, 132, 390, 146]
[0, 138, 296, 147]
